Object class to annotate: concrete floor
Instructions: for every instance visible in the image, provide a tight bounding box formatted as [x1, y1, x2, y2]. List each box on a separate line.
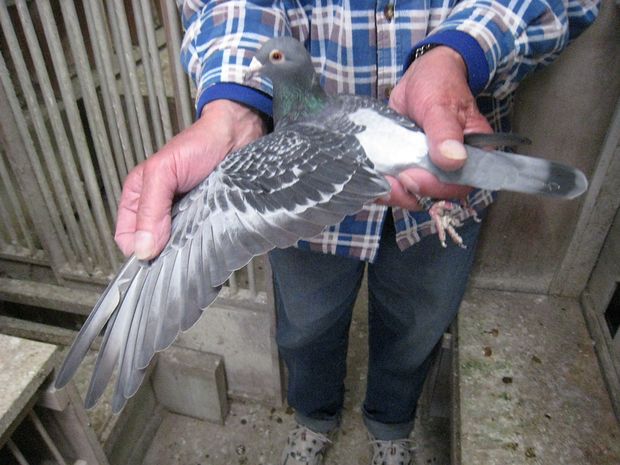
[457, 289, 620, 465]
[72, 283, 620, 465]
[140, 281, 451, 465]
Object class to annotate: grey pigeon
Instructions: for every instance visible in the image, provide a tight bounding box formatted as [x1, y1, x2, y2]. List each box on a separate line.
[54, 36, 588, 412]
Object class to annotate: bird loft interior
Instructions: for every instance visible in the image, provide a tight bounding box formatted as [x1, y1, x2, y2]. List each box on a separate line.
[0, 1, 619, 464]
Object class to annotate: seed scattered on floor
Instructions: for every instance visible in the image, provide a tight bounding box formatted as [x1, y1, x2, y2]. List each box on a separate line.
[525, 447, 536, 458]
[499, 392, 511, 401]
[502, 376, 513, 384]
[483, 346, 493, 357]
[531, 355, 542, 364]
[236, 445, 246, 455]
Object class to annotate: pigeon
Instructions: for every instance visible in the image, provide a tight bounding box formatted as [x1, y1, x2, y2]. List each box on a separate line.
[54, 36, 588, 412]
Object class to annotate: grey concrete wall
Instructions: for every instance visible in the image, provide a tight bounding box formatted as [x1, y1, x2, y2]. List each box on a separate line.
[471, 1, 620, 294]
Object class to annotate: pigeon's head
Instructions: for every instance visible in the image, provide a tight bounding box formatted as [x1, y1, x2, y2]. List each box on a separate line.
[245, 37, 315, 87]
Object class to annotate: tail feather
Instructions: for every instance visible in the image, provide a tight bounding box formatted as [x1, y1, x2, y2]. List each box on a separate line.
[464, 132, 531, 148]
[421, 145, 588, 199]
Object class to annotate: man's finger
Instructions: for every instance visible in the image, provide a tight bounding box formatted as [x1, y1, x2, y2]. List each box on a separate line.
[115, 168, 143, 256]
[398, 168, 472, 200]
[376, 176, 422, 210]
[133, 157, 178, 260]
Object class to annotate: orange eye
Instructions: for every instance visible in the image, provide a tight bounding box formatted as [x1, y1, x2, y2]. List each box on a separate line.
[269, 50, 284, 62]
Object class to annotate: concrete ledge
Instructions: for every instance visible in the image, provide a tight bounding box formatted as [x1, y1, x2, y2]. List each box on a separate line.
[0, 277, 99, 316]
[0, 334, 59, 444]
[176, 303, 283, 406]
[153, 346, 229, 424]
[0, 315, 102, 349]
[455, 288, 620, 464]
[104, 378, 164, 465]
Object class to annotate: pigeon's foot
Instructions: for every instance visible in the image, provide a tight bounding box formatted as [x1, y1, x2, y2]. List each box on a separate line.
[419, 197, 478, 249]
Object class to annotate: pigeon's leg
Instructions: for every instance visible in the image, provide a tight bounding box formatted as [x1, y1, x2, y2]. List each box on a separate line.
[416, 196, 477, 249]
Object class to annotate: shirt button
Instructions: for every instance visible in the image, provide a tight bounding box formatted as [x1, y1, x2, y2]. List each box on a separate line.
[384, 4, 395, 21]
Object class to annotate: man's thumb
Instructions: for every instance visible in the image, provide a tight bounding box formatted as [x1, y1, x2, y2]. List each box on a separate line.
[422, 105, 467, 172]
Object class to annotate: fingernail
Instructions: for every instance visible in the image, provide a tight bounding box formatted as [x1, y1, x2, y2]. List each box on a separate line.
[398, 174, 420, 195]
[439, 139, 467, 160]
[134, 230, 155, 260]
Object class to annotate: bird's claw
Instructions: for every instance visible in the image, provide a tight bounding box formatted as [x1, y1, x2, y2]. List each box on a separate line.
[417, 196, 479, 249]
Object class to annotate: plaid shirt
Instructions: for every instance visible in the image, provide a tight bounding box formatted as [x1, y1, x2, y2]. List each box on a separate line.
[178, 0, 598, 262]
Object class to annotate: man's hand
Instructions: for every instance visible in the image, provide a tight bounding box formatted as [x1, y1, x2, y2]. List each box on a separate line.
[381, 45, 493, 210]
[115, 100, 267, 260]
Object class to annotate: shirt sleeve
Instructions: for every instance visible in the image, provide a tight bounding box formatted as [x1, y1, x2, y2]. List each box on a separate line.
[408, 0, 600, 98]
[178, 1, 304, 118]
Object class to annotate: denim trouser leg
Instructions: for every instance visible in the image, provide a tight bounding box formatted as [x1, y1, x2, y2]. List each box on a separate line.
[269, 212, 483, 438]
[363, 214, 483, 440]
[270, 246, 365, 433]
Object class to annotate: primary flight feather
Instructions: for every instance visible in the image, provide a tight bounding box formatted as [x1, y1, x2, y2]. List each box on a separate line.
[55, 37, 587, 412]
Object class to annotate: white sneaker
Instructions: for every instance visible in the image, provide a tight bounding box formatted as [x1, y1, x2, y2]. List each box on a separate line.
[280, 425, 332, 464]
[368, 434, 415, 465]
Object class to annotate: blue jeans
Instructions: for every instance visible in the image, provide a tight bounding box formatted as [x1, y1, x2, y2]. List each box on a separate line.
[269, 211, 483, 440]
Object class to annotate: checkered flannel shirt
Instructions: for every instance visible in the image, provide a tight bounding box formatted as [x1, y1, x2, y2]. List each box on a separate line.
[177, 0, 598, 262]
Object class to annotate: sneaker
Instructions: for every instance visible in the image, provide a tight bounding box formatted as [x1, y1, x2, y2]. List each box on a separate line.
[368, 435, 415, 465]
[280, 425, 332, 464]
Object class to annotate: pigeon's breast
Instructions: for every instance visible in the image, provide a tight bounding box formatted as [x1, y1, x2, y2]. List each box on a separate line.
[347, 108, 429, 176]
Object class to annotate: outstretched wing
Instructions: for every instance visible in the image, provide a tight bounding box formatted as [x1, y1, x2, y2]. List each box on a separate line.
[54, 123, 390, 413]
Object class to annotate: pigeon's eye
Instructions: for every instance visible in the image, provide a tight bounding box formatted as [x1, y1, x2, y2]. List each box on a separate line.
[269, 50, 284, 63]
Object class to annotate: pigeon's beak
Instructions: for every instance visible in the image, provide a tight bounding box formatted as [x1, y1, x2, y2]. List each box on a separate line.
[244, 57, 263, 82]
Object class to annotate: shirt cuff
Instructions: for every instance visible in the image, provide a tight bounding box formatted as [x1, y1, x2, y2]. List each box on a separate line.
[195, 82, 273, 119]
[406, 30, 489, 96]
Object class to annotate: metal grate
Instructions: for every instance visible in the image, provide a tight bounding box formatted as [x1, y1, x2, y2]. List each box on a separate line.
[0, 0, 270, 310]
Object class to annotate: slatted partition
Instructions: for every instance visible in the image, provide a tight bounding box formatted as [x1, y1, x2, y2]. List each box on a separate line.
[0, 0, 271, 311]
